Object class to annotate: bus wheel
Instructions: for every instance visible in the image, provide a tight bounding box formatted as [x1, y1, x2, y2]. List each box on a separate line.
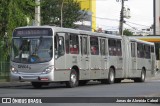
[31, 82, 42, 89]
[66, 69, 78, 88]
[107, 68, 115, 84]
[134, 69, 146, 82]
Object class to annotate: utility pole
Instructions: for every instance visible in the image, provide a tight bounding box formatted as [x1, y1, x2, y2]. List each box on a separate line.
[117, 0, 128, 36]
[119, 0, 124, 36]
[153, 0, 156, 35]
[35, 0, 41, 26]
[61, 0, 64, 27]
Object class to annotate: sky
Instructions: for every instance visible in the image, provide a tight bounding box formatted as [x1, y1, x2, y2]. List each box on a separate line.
[96, 0, 153, 30]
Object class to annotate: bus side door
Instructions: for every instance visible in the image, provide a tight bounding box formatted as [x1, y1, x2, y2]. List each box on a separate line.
[80, 35, 90, 80]
[100, 38, 108, 78]
[131, 42, 137, 76]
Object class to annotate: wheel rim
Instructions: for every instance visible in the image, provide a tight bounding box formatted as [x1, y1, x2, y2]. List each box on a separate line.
[71, 73, 77, 84]
[110, 70, 114, 82]
[141, 71, 145, 80]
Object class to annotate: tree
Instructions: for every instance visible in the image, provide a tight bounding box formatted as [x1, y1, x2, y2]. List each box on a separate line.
[0, 0, 35, 61]
[41, 0, 86, 28]
[123, 29, 133, 36]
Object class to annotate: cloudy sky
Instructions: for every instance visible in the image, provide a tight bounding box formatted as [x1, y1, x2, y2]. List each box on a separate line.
[96, 0, 153, 30]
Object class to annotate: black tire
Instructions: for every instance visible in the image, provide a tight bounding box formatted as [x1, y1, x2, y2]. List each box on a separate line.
[79, 80, 89, 86]
[107, 68, 115, 84]
[134, 69, 146, 82]
[66, 69, 79, 88]
[31, 82, 42, 89]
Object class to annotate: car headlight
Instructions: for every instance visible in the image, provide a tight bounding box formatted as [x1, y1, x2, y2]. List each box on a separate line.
[42, 66, 54, 74]
[10, 66, 18, 73]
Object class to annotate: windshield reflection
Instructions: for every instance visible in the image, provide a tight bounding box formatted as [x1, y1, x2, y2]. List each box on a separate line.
[11, 38, 53, 63]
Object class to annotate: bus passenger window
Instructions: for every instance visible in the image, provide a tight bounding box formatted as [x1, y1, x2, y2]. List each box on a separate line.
[137, 43, 144, 58]
[70, 34, 79, 54]
[65, 34, 69, 54]
[117, 40, 122, 56]
[108, 39, 116, 56]
[90, 36, 99, 55]
[100, 39, 106, 55]
[144, 45, 151, 59]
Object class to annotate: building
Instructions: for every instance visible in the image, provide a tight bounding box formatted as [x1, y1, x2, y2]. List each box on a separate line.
[76, 0, 96, 31]
[155, 0, 160, 35]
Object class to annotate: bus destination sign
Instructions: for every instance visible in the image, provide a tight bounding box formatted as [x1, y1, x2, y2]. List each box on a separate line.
[13, 28, 53, 37]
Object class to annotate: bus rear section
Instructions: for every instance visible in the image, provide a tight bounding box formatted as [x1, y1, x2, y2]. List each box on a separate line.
[124, 37, 156, 82]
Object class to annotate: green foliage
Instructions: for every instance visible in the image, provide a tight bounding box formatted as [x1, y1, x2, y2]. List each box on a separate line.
[123, 29, 133, 36]
[0, 0, 35, 61]
[41, 0, 85, 28]
[0, 0, 84, 61]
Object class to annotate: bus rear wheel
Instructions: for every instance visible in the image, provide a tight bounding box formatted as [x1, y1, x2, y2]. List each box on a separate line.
[66, 69, 78, 88]
[134, 69, 146, 82]
[107, 68, 115, 84]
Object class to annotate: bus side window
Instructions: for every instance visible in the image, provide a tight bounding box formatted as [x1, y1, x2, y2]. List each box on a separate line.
[65, 33, 69, 54]
[100, 39, 106, 56]
[81, 36, 88, 55]
[144, 45, 151, 59]
[131, 42, 136, 57]
[70, 33, 79, 54]
[117, 40, 122, 56]
[108, 39, 116, 56]
[151, 45, 154, 53]
[137, 43, 144, 58]
[90, 36, 99, 55]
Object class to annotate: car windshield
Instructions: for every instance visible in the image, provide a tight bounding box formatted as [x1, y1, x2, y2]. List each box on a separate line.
[11, 38, 53, 63]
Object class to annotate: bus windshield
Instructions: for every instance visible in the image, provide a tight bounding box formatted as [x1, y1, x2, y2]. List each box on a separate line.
[11, 38, 53, 63]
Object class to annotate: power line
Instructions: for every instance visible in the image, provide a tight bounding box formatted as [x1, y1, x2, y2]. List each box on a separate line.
[125, 21, 151, 27]
[93, 15, 152, 28]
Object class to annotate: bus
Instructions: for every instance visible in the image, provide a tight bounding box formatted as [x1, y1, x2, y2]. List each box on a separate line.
[130, 36, 160, 70]
[10, 26, 156, 88]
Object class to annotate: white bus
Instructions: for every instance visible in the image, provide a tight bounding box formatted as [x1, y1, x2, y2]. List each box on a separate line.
[10, 26, 156, 88]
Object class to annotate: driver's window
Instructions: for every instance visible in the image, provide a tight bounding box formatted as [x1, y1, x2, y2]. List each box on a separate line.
[55, 33, 65, 57]
[58, 36, 64, 55]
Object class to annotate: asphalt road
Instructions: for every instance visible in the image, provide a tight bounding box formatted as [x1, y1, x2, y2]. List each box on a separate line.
[0, 80, 160, 97]
[0, 79, 160, 106]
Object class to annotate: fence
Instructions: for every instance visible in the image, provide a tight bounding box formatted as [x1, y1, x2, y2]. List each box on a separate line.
[0, 62, 10, 81]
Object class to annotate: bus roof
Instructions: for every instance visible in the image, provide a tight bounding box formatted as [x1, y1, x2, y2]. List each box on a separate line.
[129, 37, 155, 45]
[14, 26, 122, 39]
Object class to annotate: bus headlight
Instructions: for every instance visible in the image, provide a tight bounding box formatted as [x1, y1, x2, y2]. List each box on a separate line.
[10, 66, 18, 73]
[42, 66, 54, 74]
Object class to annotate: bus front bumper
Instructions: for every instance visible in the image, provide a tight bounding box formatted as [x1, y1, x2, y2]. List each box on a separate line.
[10, 72, 54, 82]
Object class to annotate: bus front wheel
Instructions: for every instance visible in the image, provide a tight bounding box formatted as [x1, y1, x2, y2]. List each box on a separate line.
[66, 69, 78, 88]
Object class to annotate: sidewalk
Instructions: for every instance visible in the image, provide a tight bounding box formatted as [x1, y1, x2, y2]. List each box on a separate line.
[0, 72, 160, 88]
